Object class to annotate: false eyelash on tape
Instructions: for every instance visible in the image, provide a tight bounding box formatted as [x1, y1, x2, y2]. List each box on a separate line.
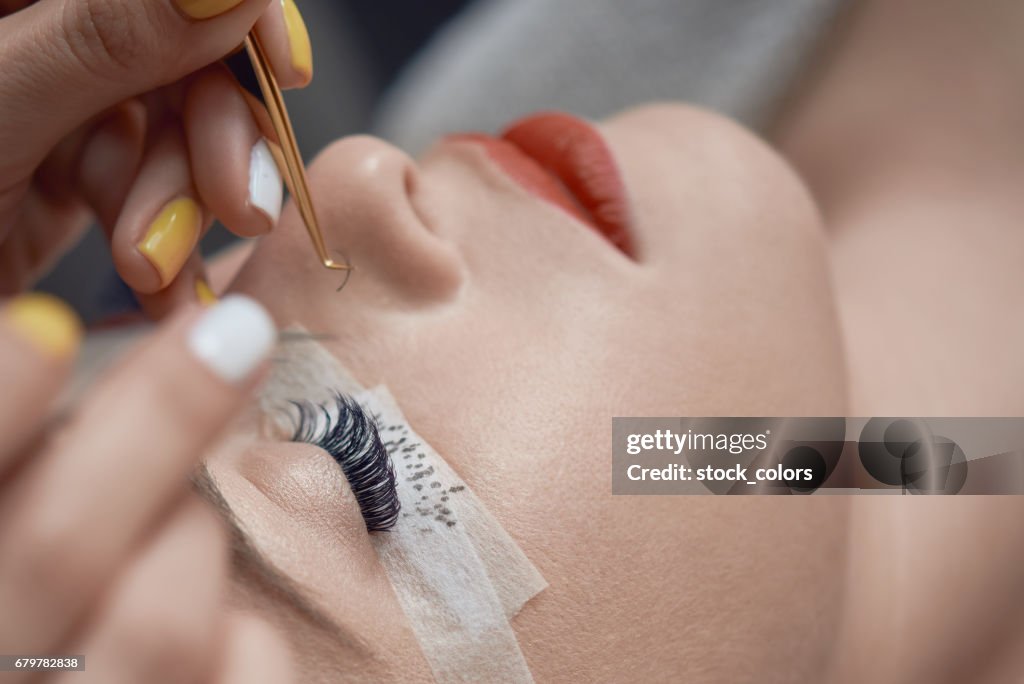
[288, 393, 401, 532]
[261, 330, 548, 683]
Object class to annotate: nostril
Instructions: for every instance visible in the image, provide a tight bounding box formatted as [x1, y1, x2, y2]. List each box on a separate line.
[403, 164, 416, 197]
[402, 162, 437, 236]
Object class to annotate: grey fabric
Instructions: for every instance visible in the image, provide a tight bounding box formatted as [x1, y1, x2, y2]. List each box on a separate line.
[375, 0, 848, 153]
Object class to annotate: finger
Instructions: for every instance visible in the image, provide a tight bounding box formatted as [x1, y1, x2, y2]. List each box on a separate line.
[0, 116, 97, 285]
[31, 122, 92, 211]
[0, 295, 275, 655]
[0, 294, 81, 471]
[0, 187, 91, 295]
[52, 497, 228, 684]
[77, 101, 148, 239]
[134, 250, 220, 320]
[253, 0, 313, 89]
[215, 614, 295, 684]
[77, 100, 217, 317]
[111, 126, 206, 294]
[185, 67, 282, 238]
[0, 0, 271, 178]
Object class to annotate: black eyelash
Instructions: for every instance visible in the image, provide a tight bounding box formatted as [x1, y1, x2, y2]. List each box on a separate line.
[289, 393, 400, 532]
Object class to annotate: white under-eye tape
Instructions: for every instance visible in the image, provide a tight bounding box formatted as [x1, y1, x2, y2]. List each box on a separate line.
[262, 333, 547, 683]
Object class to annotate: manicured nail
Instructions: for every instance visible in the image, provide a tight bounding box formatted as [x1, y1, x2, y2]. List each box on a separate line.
[195, 277, 219, 307]
[281, 0, 313, 79]
[249, 139, 283, 225]
[188, 295, 275, 382]
[176, 0, 245, 20]
[138, 198, 202, 286]
[4, 293, 83, 360]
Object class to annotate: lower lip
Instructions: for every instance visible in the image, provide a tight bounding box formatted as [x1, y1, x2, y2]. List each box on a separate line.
[447, 113, 633, 256]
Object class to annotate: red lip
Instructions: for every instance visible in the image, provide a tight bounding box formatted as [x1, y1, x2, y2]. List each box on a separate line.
[447, 112, 633, 256]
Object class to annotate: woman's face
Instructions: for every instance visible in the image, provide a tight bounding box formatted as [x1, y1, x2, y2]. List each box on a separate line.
[209, 104, 849, 682]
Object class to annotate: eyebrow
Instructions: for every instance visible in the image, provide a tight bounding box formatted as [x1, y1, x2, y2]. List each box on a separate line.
[190, 463, 368, 655]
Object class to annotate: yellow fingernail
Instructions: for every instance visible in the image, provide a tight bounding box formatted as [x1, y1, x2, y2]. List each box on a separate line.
[4, 293, 83, 360]
[175, 0, 245, 20]
[138, 198, 202, 286]
[282, 0, 313, 79]
[195, 277, 219, 307]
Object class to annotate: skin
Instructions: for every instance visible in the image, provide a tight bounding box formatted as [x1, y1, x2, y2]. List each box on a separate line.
[0, 0, 308, 314]
[207, 103, 850, 682]
[0, 302, 293, 683]
[205, 2, 1024, 681]
[772, 0, 1024, 681]
[0, 0, 308, 681]
[2, 0, 1022, 681]
[776, 0, 1024, 416]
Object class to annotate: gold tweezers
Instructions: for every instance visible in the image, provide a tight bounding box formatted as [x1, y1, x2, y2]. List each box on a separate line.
[242, 33, 351, 273]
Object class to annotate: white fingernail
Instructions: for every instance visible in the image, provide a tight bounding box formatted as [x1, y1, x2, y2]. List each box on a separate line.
[188, 295, 275, 382]
[249, 139, 283, 225]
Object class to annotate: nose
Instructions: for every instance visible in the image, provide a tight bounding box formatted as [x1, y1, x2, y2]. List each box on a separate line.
[302, 135, 463, 302]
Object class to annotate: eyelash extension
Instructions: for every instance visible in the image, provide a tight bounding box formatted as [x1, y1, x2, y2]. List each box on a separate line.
[289, 393, 400, 532]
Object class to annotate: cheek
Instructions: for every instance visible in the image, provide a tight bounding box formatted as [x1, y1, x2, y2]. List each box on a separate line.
[206, 440, 435, 681]
[603, 107, 846, 415]
[230, 211, 346, 326]
[605, 104, 827, 265]
[206, 440, 382, 589]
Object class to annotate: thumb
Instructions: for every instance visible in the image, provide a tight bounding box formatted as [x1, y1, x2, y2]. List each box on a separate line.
[0, 0, 270, 177]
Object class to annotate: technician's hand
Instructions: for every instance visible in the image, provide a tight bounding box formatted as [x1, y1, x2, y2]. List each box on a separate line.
[0, 0, 314, 316]
[0, 293, 292, 683]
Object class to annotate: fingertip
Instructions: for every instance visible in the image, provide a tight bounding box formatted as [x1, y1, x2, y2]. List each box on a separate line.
[195, 276, 220, 308]
[186, 294, 276, 384]
[282, 0, 313, 87]
[78, 101, 147, 231]
[113, 128, 207, 294]
[173, 0, 272, 23]
[255, 0, 314, 90]
[0, 293, 81, 466]
[136, 197, 205, 288]
[248, 138, 283, 226]
[175, 0, 247, 20]
[185, 69, 278, 238]
[133, 252, 214, 320]
[3, 293, 83, 361]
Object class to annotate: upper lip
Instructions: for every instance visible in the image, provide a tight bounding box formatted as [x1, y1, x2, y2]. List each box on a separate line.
[445, 112, 635, 258]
